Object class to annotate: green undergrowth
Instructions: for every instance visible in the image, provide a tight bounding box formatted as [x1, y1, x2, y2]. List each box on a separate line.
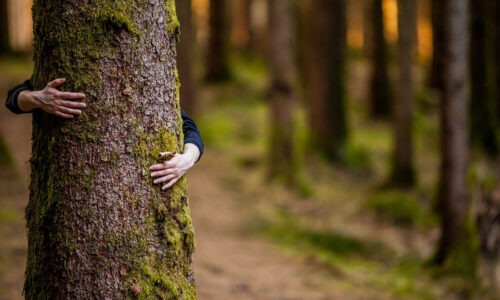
[365, 190, 435, 228]
[0, 133, 13, 166]
[250, 208, 443, 299]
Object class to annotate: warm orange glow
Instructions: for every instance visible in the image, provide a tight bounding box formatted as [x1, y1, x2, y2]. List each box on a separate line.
[347, 0, 364, 50]
[7, 0, 33, 52]
[192, 0, 209, 46]
[383, 0, 398, 42]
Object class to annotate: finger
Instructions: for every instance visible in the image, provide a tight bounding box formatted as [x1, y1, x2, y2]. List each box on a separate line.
[58, 106, 82, 115]
[160, 151, 173, 156]
[162, 177, 179, 190]
[154, 174, 176, 184]
[54, 111, 73, 119]
[59, 100, 87, 108]
[58, 92, 86, 100]
[47, 78, 65, 88]
[151, 168, 176, 178]
[150, 161, 175, 170]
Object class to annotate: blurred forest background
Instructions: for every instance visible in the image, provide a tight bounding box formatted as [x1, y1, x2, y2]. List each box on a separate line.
[1, 0, 499, 299]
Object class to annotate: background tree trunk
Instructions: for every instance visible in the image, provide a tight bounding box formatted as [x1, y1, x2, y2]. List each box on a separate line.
[232, 0, 253, 51]
[435, 0, 477, 277]
[391, 0, 417, 186]
[268, 0, 295, 184]
[0, 0, 10, 53]
[206, 0, 230, 81]
[469, 0, 498, 155]
[26, 0, 197, 298]
[176, 0, 196, 115]
[369, 0, 392, 118]
[494, 0, 500, 122]
[429, 0, 446, 90]
[305, 0, 348, 161]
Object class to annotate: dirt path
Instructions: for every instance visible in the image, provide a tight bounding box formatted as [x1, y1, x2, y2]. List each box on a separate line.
[188, 150, 354, 300]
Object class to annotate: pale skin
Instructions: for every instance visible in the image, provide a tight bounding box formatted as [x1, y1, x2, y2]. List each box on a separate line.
[18, 78, 200, 189]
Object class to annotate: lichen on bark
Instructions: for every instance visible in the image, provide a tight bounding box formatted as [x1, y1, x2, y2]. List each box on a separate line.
[26, 0, 196, 298]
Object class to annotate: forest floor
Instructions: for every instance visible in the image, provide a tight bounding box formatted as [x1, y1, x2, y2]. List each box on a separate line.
[0, 55, 496, 300]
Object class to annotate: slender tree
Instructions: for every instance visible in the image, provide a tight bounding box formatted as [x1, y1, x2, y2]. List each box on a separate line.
[494, 0, 500, 121]
[435, 0, 477, 275]
[0, 0, 10, 53]
[391, 0, 417, 186]
[26, 1, 197, 298]
[369, 0, 392, 118]
[206, 0, 230, 81]
[304, 0, 348, 160]
[429, 0, 446, 90]
[232, 0, 253, 50]
[469, 0, 498, 155]
[176, 0, 196, 115]
[268, 0, 295, 183]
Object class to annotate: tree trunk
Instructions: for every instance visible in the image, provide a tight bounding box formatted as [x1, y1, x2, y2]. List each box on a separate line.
[0, 0, 10, 53]
[268, 0, 295, 184]
[435, 0, 477, 277]
[469, 0, 498, 155]
[494, 0, 500, 122]
[391, 0, 417, 186]
[369, 0, 392, 118]
[176, 0, 196, 116]
[206, 0, 230, 81]
[26, 1, 197, 298]
[304, 0, 348, 161]
[429, 0, 446, 90]
[232, 0, 253, 50]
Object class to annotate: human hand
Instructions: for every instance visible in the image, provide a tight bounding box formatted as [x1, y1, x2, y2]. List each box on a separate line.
[150, 151, 196, 190]
[25, 78, 86, 118]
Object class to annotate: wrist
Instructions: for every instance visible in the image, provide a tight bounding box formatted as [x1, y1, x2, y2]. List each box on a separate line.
[18, 90, 40, 112]
[183, 143, 200, 166]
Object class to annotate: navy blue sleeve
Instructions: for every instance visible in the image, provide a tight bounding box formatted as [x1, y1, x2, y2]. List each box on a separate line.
[181, 109, 204, 162]
[5, 79, 34, 114]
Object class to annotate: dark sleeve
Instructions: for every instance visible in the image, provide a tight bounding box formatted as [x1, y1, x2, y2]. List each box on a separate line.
[181, 109, 204, 162]
[5, 79, 34, 114]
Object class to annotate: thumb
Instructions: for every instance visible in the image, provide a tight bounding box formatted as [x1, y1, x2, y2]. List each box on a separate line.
[47, 78, 66, 88]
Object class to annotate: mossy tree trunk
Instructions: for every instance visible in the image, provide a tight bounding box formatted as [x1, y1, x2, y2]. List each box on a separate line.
[27, 1, 197, 298]
[369, 0, 392, 119]
[429, 0, 446, 90]
[390, 0, 417, 186]
[469, 0, 498, 156]
[304, 0, 348, 161]
[0, 0, 10, 53]
[206, 0, 230, 81]
[434, 0, 478, 277]
[176, 0, 196, 116]
[268, 0, 295, 184]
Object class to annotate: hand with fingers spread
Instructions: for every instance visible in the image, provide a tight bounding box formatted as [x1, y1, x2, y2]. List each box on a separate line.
[150, 143, 200, 190]
[17, 78, 86, 118]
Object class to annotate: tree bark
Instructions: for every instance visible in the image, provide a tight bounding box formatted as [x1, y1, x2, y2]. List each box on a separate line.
[268, 0, 295, 184]
[429, 0, 446, 90]
[469, 0, 499, 155]
[206, 0, 230, 81]
[0, 0, 10, 53]
[435, 0, 477, 276]
[304, 0, 348, 161]
[176, 0, 196, 116]
[369, 0, 392, 118]
[391, 0, 417, 186]
[26, 1, 197, 298]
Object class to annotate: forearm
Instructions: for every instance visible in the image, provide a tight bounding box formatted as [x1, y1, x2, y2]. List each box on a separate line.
[183, 143, 200, 166]
[17, 90, 39, 112]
